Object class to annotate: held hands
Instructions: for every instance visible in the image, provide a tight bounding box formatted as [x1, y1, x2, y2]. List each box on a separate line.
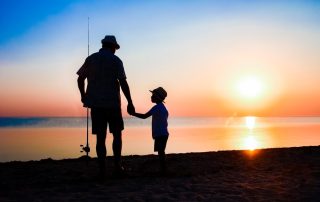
[127, 102, 135, 115]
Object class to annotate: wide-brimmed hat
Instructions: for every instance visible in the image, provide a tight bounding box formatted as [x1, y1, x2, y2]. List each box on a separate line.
[150, 87, 167, 102]
[101, 35, 120, 49]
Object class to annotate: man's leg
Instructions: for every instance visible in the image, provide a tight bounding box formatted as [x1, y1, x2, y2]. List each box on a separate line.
[96, 132, 107, 175]
[112, 130, 122, 170]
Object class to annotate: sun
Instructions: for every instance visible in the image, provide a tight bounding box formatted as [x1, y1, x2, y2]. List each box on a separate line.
[236, 76, 263, 99]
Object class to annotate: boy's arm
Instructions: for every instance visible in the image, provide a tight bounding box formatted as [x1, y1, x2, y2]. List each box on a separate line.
[132, 111, 152, 119]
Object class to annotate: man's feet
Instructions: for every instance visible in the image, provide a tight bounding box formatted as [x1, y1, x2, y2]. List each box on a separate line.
[96, 173, 106, 183]
[113, 164, 126, 177]
[159, 166, 168, 176]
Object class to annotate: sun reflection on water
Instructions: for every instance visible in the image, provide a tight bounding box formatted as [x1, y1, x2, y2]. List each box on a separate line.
[245, 116, 256, 130]
[243, 116, 259, 151]
[244, 135, 258, 151]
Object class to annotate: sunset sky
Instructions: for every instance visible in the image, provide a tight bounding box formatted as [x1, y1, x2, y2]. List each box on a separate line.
[0, 0, 319, 117]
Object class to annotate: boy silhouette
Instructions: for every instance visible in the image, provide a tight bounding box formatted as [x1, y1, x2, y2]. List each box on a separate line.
[130, 87, 169, 173]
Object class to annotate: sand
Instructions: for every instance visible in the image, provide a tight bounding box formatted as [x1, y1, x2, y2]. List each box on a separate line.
[0, 146, 319, 202]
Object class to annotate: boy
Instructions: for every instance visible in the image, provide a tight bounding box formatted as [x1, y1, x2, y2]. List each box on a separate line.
[130, 87, 169, 173]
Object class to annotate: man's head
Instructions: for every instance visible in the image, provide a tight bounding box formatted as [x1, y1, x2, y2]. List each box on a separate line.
[150, 87, 167, 103]
[101, 35, 120, 53]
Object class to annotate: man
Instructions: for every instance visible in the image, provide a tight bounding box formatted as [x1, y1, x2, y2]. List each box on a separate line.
[77, 35, 135, 177]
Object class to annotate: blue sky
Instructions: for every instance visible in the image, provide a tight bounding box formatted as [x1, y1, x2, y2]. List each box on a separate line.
[2, 0, 319, 44]
[0, 0, 74, 44]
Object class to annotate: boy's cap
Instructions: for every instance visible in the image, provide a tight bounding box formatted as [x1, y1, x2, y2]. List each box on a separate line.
[150, 87, 167, 101]
[101, 35, 120, 49]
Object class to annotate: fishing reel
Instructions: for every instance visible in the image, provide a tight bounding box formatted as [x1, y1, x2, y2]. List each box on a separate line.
[80, 144, 90, 153]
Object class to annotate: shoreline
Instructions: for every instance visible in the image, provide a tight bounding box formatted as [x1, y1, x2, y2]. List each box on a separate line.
[1, 145, 319, 164]
[1, 146, 319, 201]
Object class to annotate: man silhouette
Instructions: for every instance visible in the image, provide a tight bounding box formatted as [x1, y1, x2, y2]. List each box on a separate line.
[77, 35, 135, 177]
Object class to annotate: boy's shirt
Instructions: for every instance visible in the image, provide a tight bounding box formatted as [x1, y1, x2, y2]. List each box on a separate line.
[148, 103, 169, 138]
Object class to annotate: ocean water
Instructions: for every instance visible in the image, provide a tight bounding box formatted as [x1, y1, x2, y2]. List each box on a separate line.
[0, 117, 320, 162]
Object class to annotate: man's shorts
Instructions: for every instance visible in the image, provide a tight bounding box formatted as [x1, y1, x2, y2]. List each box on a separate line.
[154, 135, 168, 152]
[91, 107, 124, 134]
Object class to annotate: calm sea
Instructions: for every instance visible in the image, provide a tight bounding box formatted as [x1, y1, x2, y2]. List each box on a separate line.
[0, 117, 319, 162]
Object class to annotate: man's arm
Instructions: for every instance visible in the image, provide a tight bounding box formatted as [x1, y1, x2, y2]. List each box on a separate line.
[77, 76, 86, 103]
[119, 79, 135, 114]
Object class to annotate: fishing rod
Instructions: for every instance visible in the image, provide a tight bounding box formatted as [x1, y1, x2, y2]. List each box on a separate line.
[80, 17, 90, 159]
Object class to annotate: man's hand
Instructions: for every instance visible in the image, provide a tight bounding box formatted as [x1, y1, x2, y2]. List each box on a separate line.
[78, 76, 87, 107]
[81, 95, 88, 107]
[119, 79, 135, 115]
[127, 102, 135, 115]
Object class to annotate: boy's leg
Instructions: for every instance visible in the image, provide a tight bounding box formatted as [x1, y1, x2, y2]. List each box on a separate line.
[156, 136, 168, 173]
[158, 150, 167, 173]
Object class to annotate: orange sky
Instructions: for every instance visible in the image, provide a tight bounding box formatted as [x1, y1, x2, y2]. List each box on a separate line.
[1, 1, 320, 117]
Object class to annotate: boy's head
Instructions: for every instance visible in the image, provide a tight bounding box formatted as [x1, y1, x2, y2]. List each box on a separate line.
[150, 87, 167, 103]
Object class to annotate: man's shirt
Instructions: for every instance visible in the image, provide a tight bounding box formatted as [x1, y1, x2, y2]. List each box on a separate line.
[77, 48, 126, 108]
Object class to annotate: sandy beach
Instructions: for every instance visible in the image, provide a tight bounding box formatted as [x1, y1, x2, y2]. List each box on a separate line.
[0, 146, 319, 201]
